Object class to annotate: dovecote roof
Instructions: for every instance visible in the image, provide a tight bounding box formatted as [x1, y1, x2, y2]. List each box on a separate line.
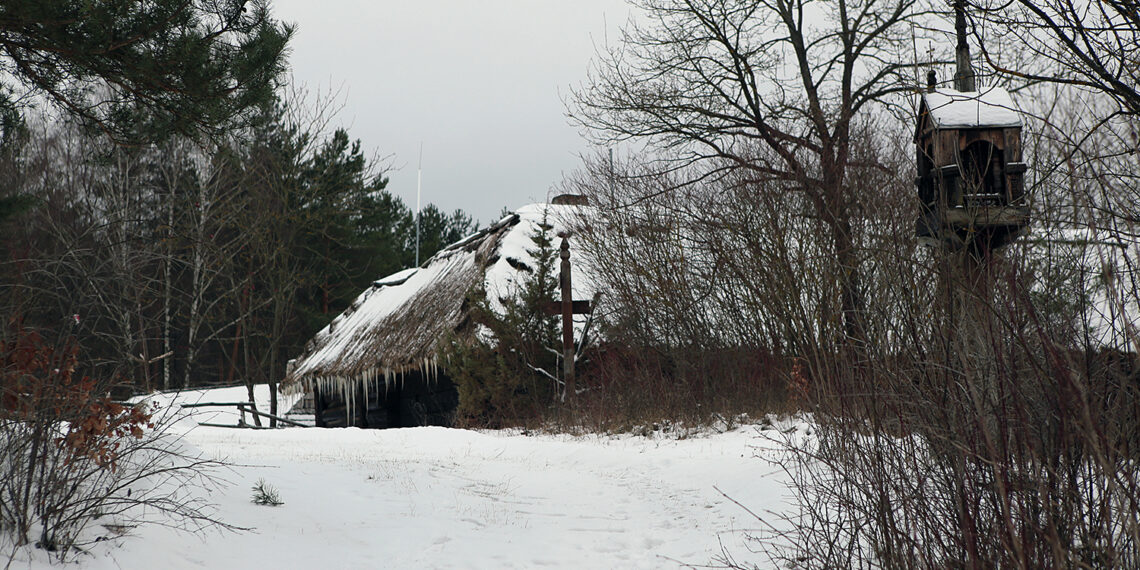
[919, 87, 1022, 131]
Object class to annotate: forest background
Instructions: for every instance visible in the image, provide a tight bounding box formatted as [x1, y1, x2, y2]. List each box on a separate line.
[0, 2, 476, 402]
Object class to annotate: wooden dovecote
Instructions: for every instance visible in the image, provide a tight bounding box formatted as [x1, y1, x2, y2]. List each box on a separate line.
[915, 86, 1028, 251]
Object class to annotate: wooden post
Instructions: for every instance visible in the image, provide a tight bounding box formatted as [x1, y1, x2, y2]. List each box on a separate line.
[559, 233, 575, 399]
[541, 235, 593, 401]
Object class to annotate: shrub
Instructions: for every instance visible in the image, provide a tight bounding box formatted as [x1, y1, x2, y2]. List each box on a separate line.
[566, 343, 791, 433]
[749, 263, 1140, 569]
[1, 327, 230, 561]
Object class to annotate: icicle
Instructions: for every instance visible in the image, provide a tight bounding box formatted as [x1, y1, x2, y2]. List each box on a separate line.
[341, 375, 354, 425]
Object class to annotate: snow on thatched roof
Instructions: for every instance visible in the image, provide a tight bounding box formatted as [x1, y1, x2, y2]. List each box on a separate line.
[920, 87, 1022, 129]
[283, 202, 595, 399]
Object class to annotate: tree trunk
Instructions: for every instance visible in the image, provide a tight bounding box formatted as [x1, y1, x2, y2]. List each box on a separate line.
[819, 159, 866, 350]
[833, 218, 867, 348]
[242, 291, 262, 427]
[182, 233, 204, 389]
[244, 381, 259, 428]
[268, 343, 279, 428]
[163, 187, 174, 391]
[269, 380, 278, 429]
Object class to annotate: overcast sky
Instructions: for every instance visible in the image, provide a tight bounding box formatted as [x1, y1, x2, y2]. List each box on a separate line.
[270, 0, 632, 225]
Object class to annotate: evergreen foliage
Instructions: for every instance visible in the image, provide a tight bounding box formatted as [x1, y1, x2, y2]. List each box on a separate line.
[0, 2, 480, 393]
[415, 205, 476, 264]
[0, 0, 293, 144]
[449, 213, 561, 428]
[0, 100, 30, 224]
[0, 96, 481, 391]
[250, 478, 284, 506]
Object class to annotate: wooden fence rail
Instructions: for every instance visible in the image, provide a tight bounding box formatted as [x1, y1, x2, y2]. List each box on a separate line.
[180, 401, 309, 429]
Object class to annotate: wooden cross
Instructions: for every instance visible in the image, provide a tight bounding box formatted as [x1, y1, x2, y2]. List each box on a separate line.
[540, 233, 591, 399]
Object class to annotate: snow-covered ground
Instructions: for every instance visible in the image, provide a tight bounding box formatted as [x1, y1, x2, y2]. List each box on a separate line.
[4, 386, 796, 569]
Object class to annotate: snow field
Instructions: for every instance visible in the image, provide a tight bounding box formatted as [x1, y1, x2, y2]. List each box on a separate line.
[4, 385, 798, 567]
[166, 426, 789, 569]
[5, 386, 797, 569]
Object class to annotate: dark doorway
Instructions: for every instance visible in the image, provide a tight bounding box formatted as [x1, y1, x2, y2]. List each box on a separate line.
[313, 373, 458, 428]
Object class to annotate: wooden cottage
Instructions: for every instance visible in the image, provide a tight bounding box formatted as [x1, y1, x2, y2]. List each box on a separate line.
[915, 86, 1028, 251]
[283, 201, 594, 428]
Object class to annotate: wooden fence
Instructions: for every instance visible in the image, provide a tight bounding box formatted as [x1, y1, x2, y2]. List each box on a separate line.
[180, 401, 309, 429]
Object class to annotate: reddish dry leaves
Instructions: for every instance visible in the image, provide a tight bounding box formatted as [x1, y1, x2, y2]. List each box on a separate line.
[2, 330, 153, 470]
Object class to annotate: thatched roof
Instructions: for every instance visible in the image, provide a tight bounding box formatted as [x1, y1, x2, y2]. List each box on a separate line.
[283, 202, 594, 398]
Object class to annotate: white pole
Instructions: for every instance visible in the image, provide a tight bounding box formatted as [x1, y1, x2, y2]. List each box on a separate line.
[416, 143, 422, 266]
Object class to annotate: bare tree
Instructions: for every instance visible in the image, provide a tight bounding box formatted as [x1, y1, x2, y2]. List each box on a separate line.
[152, 138, 263, 390]
[969, 0, 1140, 116]
[560, 113, 919, 425]
[5, 121, 165, 382]
[571, 0, 931, 347]
[562, 2, 1140, 567]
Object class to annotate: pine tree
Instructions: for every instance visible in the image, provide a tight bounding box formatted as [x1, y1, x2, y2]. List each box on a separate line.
[449, 211, 561, 427]
[414, 205, 477, 265]
[0, 0, 292, 144]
